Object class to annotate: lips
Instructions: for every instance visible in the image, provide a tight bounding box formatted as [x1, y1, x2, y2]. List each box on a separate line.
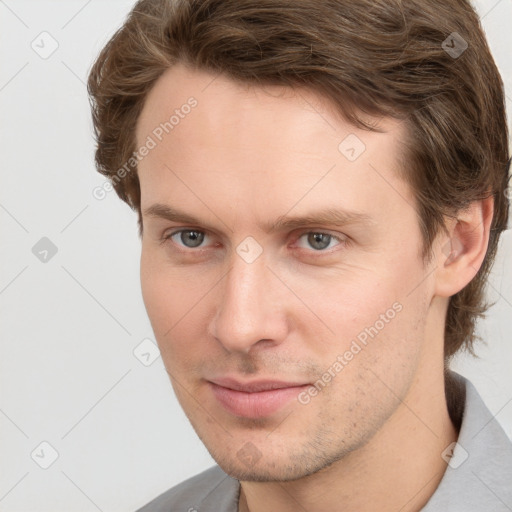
[208, 377, 310, 418]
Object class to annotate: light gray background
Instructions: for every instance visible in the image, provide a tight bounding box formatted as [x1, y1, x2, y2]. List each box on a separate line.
[0, 0, 511, 510]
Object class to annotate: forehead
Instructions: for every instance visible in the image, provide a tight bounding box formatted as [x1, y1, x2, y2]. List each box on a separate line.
[135, 63, 412, 224]
[136, 61, 406, 156]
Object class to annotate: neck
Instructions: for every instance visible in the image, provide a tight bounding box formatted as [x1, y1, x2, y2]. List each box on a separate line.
[238, 351, 458, 512]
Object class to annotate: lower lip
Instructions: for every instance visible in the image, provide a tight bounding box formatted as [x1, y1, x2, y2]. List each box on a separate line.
[208, 382, 310, 419]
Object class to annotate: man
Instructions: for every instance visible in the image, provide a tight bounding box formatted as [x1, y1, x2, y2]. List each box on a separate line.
[87, 0, 512, 510]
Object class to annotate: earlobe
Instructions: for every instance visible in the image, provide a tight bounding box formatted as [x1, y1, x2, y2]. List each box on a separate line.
[434, 195, 494, 297]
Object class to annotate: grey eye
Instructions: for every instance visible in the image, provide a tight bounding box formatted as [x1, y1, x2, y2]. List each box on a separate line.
[179, 230, 205, 248]
[306, 233, 332, 250]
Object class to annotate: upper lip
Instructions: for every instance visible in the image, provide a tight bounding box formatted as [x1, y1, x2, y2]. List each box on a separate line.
[209, 377, 309, 393]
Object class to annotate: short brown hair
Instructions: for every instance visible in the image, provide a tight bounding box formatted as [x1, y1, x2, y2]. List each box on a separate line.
[87, 0, 510, 364]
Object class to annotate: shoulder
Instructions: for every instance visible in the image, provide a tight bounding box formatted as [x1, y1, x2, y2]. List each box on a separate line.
[135, 465, 240, 512]
[423, 372, 512, 511]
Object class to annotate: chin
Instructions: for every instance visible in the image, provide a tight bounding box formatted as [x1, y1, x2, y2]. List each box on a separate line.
[207, 443, 345, 483]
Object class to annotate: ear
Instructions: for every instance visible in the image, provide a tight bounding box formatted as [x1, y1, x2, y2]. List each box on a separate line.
[434, 195, 494, 297]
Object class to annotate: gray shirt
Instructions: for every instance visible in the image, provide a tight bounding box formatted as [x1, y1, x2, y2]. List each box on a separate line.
[136, 371, 512, 511]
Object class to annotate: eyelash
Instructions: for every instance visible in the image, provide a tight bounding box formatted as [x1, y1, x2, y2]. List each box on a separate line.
[160, 228, 347, 256]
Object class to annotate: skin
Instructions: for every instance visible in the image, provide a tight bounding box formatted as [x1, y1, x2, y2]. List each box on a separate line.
[136, 62, 493, 512]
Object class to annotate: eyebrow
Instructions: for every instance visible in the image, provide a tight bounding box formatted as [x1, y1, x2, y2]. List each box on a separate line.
[143, 203, 373, 233]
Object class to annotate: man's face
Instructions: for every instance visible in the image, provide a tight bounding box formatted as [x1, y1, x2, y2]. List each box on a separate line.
[137, 63, 439, 481]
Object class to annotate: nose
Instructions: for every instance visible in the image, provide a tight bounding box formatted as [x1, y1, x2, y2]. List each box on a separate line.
[208, 250, 289, 354]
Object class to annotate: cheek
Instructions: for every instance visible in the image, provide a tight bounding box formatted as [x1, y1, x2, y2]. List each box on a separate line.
[295, 252, 430, 362]
[140, 250, 214, 366]
[292, 270, 400, 337]
[140, 251, 170, 332]
[140, 246, 196, 328]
